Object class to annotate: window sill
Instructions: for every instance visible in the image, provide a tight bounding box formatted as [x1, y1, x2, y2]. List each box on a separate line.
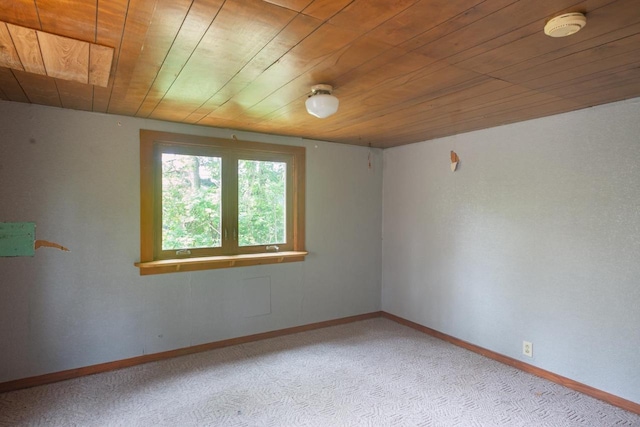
[134, 251, 308, 275]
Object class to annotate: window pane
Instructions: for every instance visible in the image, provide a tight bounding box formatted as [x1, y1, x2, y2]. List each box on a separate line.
[238, 160, 286, 247]
[161, 153, 222, 250]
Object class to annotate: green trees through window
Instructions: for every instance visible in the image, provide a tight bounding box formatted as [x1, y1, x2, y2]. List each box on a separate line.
[238, 160, 286, 247]
[162, 154, 222, 250]
[161, 155, 287, 251]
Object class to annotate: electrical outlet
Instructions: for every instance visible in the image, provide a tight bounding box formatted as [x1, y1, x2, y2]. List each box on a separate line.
[523, 341, 533, 357]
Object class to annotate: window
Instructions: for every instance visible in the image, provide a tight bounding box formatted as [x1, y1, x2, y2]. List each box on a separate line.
[136, 130, 306, 275]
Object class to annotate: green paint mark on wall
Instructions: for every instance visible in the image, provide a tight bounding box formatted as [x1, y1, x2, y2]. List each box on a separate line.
[0, 222, 36, 257]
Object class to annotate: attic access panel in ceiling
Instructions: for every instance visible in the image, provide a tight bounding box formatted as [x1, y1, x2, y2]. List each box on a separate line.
[0, 21, 113, 87]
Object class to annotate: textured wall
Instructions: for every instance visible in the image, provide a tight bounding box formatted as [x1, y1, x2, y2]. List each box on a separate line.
[382, 98, 640, 404]
[0, 101, 383, 382]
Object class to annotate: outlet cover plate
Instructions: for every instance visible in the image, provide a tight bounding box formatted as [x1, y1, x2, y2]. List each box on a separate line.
[523, 341, 533, 357]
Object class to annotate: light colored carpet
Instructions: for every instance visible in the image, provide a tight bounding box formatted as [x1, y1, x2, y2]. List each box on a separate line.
[1, 318, 639, 426]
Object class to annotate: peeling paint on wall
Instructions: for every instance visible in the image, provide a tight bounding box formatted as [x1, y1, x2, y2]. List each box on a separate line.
[0, 222, 69, 256]
[34, 240, 70, 252]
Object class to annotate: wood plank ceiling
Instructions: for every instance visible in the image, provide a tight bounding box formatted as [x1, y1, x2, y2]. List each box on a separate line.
[0, 0, 639, 148]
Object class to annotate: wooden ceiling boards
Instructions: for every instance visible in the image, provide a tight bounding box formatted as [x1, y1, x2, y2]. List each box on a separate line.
[0, 0, 639, 148]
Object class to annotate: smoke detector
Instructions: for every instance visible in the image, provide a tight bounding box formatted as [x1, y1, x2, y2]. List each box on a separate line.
[544, 13, 587, 37]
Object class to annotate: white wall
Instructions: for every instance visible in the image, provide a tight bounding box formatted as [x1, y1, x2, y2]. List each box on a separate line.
[0, 101, 383, 382]
[3, 96, 639, 405]
[382, 97, 640, 404]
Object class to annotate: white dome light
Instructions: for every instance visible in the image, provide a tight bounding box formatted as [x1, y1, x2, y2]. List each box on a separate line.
[305, 84, 339, 118]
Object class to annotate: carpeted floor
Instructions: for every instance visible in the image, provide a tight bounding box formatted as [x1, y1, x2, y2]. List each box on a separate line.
[1, 318, 639, 426]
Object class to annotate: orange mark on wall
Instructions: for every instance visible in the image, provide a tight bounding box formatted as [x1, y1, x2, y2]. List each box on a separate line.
[35, 240, 70, 252]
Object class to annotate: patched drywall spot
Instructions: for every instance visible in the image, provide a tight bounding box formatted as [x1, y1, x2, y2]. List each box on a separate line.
[242, 276, 271, 317]
[0, 223, 69, 256]
[0, 222, 35, 256]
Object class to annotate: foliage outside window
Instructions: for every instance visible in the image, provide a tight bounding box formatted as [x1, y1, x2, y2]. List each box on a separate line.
[137, 130, 306, 275]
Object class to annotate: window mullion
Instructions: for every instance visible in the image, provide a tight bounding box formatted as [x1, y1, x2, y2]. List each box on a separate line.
[222, 153, 239, 255]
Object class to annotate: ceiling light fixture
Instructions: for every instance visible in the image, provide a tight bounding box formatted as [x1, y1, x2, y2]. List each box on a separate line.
[544, 12, 587, 38]
[305, 84, 339, 118]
